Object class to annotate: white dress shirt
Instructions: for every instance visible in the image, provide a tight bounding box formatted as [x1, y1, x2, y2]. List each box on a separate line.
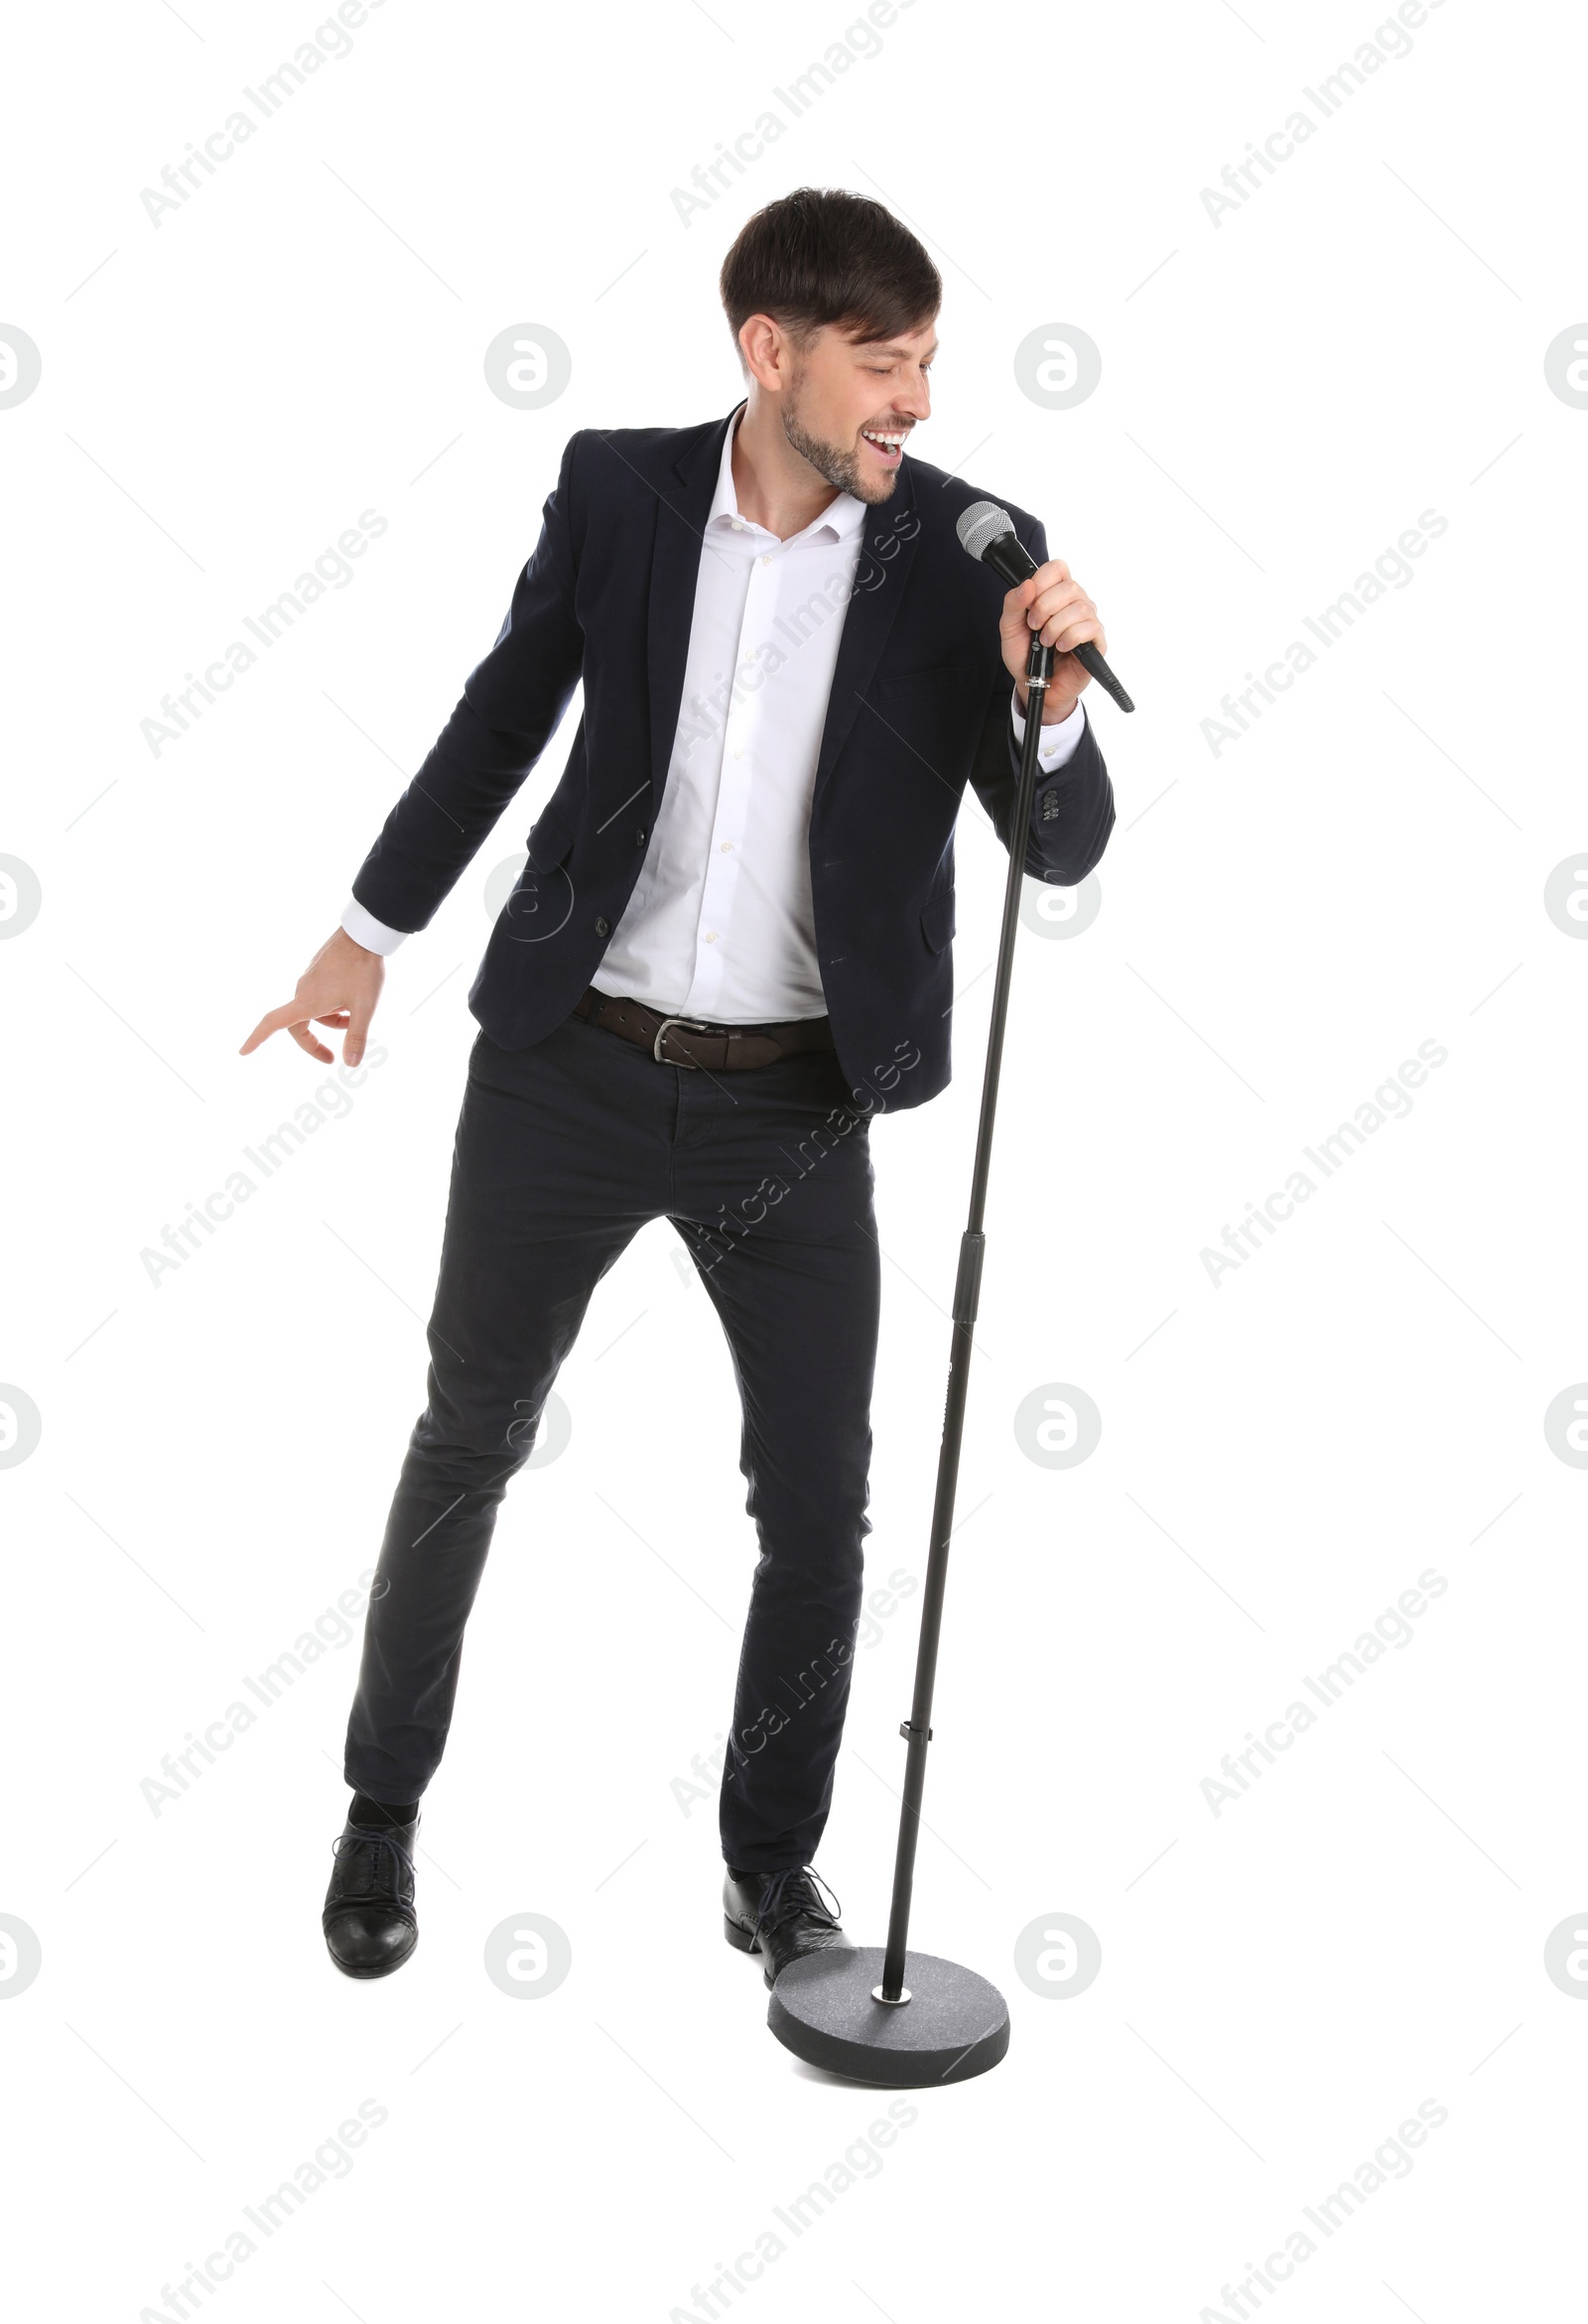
[341, 412, 1087, 1019]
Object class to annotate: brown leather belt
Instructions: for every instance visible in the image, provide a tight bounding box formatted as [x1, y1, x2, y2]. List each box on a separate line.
[571, 986, 836, 1071]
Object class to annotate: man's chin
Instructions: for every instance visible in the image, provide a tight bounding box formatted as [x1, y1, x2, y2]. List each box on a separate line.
[783, 412, 901, 508]
[805, 454, 896, 507]
[850, 469, 900, 506]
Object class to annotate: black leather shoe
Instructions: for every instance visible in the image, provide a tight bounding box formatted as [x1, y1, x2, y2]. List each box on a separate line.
[724, 1864, 854, 1989]
[323, 1814, 419, 1979]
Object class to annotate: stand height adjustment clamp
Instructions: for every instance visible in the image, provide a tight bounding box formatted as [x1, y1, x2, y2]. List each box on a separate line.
[899, 1721, 933, 1743]
[951, 1231, 986, 1327]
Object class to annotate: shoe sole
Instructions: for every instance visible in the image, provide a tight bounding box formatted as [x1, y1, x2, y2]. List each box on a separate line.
[725, 1913, 779, 1989]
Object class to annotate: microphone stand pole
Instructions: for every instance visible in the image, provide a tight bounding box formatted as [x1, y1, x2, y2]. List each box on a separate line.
[878, 629, 1054, 2002]
[765, 632, 1055, 2085]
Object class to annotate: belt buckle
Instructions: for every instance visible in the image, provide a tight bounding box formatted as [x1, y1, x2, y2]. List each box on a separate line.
[652, 1013, 711, 1067]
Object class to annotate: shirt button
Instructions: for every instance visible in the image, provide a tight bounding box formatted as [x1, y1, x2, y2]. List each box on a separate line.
[759, 554, 772, 566]
[595, 917, 610, 937]
[720, 840, 732, 852]
[705, 932, 718, 944]
[732, 746, 743, 759]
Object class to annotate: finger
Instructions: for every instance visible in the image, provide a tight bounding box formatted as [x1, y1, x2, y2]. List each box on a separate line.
[1038, 606, 1097, 647]
[1047, 614, 1103, 652]
[288, 1020, 335, 1064]
[1003, 565, 1070, 616]
[343, 996, 374, 1069]
[315, 1012, 352, 1028]
[1031, 590, 1094, 631]
[1027, 582, 1088, 629]
[239, 1001, 300, 1056]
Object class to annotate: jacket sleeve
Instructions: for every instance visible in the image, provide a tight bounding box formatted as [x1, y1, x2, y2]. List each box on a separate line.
[967, 515, 1116, 886]
[349, 432, 587, 934]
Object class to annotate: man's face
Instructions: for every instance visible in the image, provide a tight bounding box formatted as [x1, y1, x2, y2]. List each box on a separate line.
[779, 317, 937, 504]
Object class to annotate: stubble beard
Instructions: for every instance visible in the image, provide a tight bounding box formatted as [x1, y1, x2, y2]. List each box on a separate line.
[781, 376, 901, 507]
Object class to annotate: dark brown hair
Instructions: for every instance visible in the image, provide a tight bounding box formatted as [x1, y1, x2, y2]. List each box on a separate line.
[719, 187, 941, 366]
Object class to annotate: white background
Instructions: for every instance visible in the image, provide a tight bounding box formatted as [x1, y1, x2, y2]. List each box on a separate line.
[3, 0, 1585, 2315]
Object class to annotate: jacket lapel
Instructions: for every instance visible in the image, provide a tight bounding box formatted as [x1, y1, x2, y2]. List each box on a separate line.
[810, 452, 920, 812]
[645, 403, 741, 806]
[642, 406, 922, 814]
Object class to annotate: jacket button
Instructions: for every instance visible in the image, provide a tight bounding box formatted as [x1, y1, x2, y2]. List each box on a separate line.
[595, 917, 610, 937]
[635, 828, 647, 846]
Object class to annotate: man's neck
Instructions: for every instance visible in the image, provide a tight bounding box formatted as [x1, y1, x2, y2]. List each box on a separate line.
[728, 395, 843, 541]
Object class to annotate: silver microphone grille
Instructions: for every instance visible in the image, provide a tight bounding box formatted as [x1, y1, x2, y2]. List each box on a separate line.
[956, 499, 1014, 563]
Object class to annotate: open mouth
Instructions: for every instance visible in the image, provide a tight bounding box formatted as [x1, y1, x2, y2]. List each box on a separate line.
[860, 426, 909, 467]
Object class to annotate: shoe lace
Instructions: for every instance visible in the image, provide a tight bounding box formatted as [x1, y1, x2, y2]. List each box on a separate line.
[331, 1823, 415, 1902]
[751, 1864, 842, 1944]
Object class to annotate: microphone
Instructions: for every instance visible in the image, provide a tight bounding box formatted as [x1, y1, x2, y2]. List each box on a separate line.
[957, 499, 1134, 713]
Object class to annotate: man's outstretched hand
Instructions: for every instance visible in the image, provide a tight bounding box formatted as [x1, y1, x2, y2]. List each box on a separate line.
[240, 927, 385, 1068]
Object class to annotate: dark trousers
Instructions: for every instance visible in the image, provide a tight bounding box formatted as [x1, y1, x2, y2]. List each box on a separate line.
[343, 1011, 882, 1872]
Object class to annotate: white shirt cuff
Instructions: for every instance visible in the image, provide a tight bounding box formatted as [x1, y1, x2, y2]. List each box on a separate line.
[1010, 693, 1087, 771]
[341, 897, 409, 956]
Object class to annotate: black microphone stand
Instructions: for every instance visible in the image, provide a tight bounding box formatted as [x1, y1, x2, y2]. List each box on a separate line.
[767, 632, 1056, 2085]
[878, 627, 1055, 2001]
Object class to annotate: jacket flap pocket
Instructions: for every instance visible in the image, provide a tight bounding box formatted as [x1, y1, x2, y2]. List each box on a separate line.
[920, 890, 956, 953]
[525, 804, 576, 872]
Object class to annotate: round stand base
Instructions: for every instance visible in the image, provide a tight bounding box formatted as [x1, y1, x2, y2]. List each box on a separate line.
[767, 1947, 1009, 2086]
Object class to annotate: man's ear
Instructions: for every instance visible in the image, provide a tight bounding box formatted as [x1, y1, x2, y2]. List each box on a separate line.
[738, 313, 807, 395]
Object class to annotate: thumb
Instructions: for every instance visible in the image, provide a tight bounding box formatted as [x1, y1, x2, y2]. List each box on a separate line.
[999, 577, 1035, 633]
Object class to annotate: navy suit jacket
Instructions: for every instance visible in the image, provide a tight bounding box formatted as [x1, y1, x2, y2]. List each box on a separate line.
[351, 402, 1116, 1112]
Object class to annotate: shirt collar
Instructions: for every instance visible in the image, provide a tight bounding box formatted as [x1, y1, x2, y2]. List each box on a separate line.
[708, 404, 868, 546]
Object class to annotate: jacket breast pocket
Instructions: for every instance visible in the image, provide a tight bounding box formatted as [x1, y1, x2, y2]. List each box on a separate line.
[920, 890, 956, 954]
[873, 658, 984, 693]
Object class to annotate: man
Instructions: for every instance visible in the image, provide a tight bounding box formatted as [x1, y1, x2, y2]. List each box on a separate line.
[242, 187, 1116, 1984]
